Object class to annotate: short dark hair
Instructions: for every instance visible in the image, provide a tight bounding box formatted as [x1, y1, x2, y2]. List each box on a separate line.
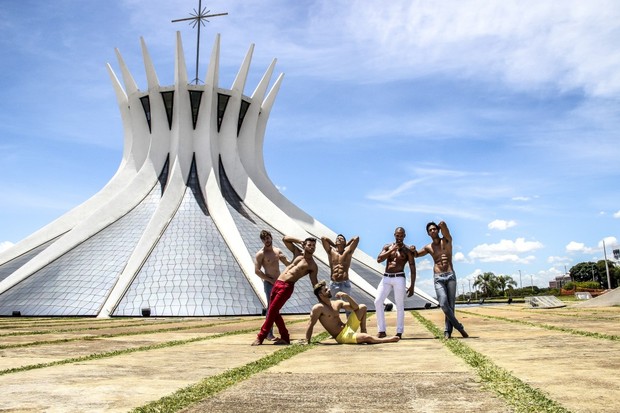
[304, 237, 317, 245]
[426, 222, 438, 232]
[336, 234, 346, 242]
[259, 230, 272, 240]
[313, 280, 326, 299]
[394, 226, 405, 233]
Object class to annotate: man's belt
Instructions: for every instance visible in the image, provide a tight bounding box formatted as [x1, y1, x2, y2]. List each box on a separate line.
[384, 272, 405, 278]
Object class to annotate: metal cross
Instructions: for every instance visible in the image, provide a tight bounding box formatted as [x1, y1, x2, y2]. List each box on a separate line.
[172, 0, 228, 84]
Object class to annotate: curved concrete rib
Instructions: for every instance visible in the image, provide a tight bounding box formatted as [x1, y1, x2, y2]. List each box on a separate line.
[0, 52, 148, 268]
[99, 34, 192, 317]
[0, 46, 172, 296]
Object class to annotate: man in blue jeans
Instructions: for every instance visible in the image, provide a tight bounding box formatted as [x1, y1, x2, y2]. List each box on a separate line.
[416, 221, 469, 339]
[320, 234, 360, 313]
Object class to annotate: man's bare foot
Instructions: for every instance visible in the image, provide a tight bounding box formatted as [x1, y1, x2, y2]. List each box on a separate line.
[377, 331, 387, 338]
[251, 338, 263, 346]
[389, 335, 400, 342]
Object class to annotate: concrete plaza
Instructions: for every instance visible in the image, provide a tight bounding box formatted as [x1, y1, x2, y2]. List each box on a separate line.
[0, 302, 618, 412]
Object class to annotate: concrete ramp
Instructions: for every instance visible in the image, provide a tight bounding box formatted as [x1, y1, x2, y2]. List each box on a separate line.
[576, 287, 620, 307]
[525, 295, 566, 309]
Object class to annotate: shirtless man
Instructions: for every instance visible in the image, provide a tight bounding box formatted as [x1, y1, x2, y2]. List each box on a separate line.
[252, 235, 319, 345]
[255, 230, 291, 341]
[375, 227, 416, 338]
[416, 221, 468, 339]
[302, 280, 400, 344]
[321, 234, 360, 302]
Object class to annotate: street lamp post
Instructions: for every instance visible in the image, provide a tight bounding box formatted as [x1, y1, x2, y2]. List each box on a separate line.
[603, 239, 612, 290]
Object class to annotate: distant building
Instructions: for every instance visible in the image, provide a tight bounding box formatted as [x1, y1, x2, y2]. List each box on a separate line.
[549, 273, 572, 289]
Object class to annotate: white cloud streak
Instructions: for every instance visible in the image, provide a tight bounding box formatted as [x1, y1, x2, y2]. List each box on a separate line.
[488, 219, 517, 231]
[468, 238, 544, 263]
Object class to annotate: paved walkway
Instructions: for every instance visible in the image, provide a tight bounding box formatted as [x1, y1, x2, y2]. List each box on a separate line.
[0, 304, 618, 412]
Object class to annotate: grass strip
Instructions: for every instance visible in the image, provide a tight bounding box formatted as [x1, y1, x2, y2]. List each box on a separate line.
[0, 326, 261, 377]
[413, 311, 572, 413]
[0, 318, 306, 377]
[0, 319, 251, 350]
[131, 332, 331, 413]
[0, 317, 247, 338]
[458, 309, 619, 341]
[471, 306, 620, 322]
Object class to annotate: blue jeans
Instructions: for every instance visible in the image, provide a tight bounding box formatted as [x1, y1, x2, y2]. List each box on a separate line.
[264, 281, 274, 337]
[330, 280, 352, 315]
[434, 272, 464, 335]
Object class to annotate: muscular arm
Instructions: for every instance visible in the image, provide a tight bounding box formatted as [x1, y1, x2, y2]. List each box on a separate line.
[345, 236, 360, 254]
[439, 221, 452, 242]
[283, 235, 303, 257]
[377, 244, 395, 263]
[407, 250, 416, 297]
[254, 251, 270, 282]
[336, 292, 359, 311]
[305, 305, 322, 343]
[276, 248, 291, 267]
[308, 263, 319, 287]
[415, 244, 431, 258]
[321, 236, 334, 254]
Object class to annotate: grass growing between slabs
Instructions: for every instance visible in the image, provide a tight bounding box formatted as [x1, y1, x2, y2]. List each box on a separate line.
[0, 326, 262, 377]
[131, 332, 331, 413]
[457, 309, 619, 342]
[0, 319, 250, 350]
[412, 311, 572, 413]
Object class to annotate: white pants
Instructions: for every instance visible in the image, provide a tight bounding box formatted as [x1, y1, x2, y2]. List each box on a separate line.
[374, 276, 406, 334]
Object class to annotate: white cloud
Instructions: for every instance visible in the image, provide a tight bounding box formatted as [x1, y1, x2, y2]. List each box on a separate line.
[512, 196, 531, 202]
[614, 210, 620, 218]
[599, 236, 619, 249]
[566, 241, 589, 253]
[453, 251, 466, 262]
[340, 0, 620, 97]
[415, 258, 434, 272]
[547, 255, 572, 266]
[488, 219, 517, 230]
[0, 241, 14, 253]
[468, 238, 543, 263]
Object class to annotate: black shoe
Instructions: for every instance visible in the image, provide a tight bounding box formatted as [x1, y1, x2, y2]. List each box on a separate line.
[460, 330, 469, 338]
[377, 331, 387, 338]
[396, 333, 402, 338]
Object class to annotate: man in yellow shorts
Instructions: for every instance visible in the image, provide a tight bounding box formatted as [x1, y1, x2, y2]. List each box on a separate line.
[302, 281, 400, 344]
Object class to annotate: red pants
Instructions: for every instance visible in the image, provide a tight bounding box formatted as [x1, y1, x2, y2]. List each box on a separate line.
[257, 280, 294, 343]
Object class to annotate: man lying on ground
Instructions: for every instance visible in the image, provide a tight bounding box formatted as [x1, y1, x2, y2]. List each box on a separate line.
[301, 280, 400, 345]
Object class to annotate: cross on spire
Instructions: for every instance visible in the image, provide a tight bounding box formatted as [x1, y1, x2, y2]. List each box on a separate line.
[172, 1, 228, 84]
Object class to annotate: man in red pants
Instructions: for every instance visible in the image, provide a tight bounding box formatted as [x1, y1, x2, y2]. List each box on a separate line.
[252, 235, 319, 345]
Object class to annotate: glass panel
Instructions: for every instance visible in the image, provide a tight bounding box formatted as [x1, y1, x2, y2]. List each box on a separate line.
[139, 95, 151, 133]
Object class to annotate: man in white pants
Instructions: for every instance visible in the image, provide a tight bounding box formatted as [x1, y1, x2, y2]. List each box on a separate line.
[374, 227, 416, 338]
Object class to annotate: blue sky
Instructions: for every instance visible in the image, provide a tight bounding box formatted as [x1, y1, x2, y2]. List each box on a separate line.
[1, 0, 618, 297]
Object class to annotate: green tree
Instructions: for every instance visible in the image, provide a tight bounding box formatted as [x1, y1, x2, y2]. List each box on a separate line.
[473, 272, 497, 297]
[570, 260, 619, 288]
[496, 275, 517, 295]
[570, 261, 599, 283]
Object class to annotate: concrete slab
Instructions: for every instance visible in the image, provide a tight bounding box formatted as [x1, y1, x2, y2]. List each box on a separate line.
[0, 305, 619, 412]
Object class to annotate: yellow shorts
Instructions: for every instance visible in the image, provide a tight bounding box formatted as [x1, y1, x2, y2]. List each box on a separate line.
[335, 312, 360, 344]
